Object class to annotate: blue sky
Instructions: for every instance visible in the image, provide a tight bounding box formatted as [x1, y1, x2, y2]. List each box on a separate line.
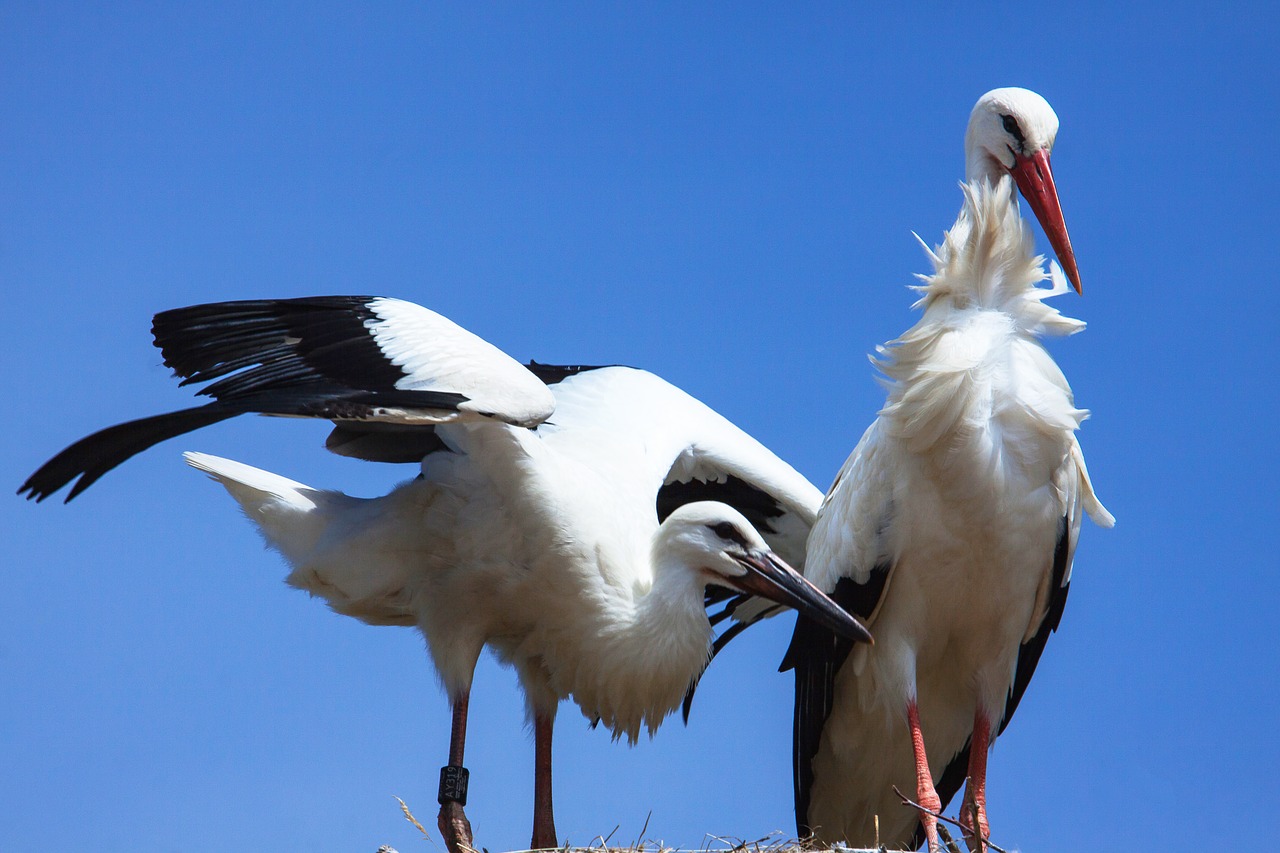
[2, 3, 1277, 851]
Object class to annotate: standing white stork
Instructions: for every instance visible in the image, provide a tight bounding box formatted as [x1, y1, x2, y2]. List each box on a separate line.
[19, 296, 871, 852]
[786, 89, 1113, 851]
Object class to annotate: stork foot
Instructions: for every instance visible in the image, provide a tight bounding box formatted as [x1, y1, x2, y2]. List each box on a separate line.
[437, 801, 474, 853]
[906, 700, 944, 853]
[960, 712, 992, 852]
[959, 782, 989, 852]
[918, 788, 943, 853]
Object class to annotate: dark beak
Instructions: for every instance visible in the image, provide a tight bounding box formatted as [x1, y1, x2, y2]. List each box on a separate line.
[729, 550, 872, 645]
[1008, 148, 1082, 294]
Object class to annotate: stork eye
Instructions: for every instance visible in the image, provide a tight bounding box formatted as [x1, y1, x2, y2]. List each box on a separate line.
[1000, 114, 1026, 146]
[708, 521, 748, 546]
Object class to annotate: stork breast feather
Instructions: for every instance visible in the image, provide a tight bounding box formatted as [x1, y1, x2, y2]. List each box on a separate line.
[882, 369, 974, 452]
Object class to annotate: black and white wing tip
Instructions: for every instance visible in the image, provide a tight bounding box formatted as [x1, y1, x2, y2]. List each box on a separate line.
[153, 296, 555, 427]
[20, 295, 556, 502]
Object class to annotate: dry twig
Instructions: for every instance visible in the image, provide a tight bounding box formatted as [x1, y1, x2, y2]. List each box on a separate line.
[959, 785, 984, 853]
[936, 824, 962, 853]
[587, 825, 622, 849]
[890, 786, 1007, 853]
[630, 812, 654, 851]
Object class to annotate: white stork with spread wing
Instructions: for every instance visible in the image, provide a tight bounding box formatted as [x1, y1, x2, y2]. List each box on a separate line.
[20, 296, 871, 852]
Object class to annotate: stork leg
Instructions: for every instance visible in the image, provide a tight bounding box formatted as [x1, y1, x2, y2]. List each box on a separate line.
[530, 710, 558, 849]
[438, 690, 475, 853]
[907, 700, 943, 853]
[960, 711, 992, 852]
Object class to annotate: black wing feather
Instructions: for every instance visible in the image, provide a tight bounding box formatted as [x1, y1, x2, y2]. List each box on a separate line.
[19, 387, 468, 502]
[21, 297, 476, 501]
[523, 360, 613, 385]
[679, 592, 785, 723]
[785, 569, 889, 838]
[19, 404, 240, 502]
[1000, 514, 1073, 732]
[657, 474, 786, 535]
[154, 297, 408, 397]
[324, 422, 450, 463]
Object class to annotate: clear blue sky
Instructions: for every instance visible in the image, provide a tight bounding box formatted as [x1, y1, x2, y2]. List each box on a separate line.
[3, 3, 1276, 851]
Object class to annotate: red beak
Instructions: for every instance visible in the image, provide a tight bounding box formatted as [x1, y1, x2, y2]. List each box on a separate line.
[1008, 148, 1082, 294]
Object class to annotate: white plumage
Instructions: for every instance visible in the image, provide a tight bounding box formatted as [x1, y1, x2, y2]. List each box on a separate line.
[183, 363, 846, 742]
[788, 89, 1113, 852]
[359, 297, 557, 426]
[20, 296, 870, 853]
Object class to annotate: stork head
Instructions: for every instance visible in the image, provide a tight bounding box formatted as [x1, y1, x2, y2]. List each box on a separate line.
[657, 502, 872, 645]
[965, 87, 1081, 293]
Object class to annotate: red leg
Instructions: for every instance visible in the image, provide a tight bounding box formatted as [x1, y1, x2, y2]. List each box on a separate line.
[530, 711, 558, 849]
[960, 711, 992, 852]
[907, 700, 943, 853]
[438, 690, 475, 853]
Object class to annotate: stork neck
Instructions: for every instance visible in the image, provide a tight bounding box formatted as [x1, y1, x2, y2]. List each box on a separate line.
[964, 148, 1008, 189]
[634, 553, 714, 643]
[557, 549, 713, 744]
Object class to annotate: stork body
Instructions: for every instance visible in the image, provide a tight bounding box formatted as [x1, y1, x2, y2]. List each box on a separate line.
[789, 90, 1112, 851]
[21, 296, 869, 852]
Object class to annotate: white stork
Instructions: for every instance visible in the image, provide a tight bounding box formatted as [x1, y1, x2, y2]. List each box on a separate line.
[786, 89, 1114, 851]
[19, 296, 871, 852]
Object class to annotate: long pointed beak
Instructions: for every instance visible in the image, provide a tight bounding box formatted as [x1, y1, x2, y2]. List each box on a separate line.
[730, 551, 872, 645]
[1008, 148, 1082, 294]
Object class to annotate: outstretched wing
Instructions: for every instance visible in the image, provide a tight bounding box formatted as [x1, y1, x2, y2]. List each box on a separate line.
[535, 367, 826, 721]
[19, 296, 555, 502]
[325, 360, 611, 463]
[532, 365, 824, 566]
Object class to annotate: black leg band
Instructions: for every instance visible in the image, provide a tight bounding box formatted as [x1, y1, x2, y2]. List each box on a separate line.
[438, 764, 470, 806]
